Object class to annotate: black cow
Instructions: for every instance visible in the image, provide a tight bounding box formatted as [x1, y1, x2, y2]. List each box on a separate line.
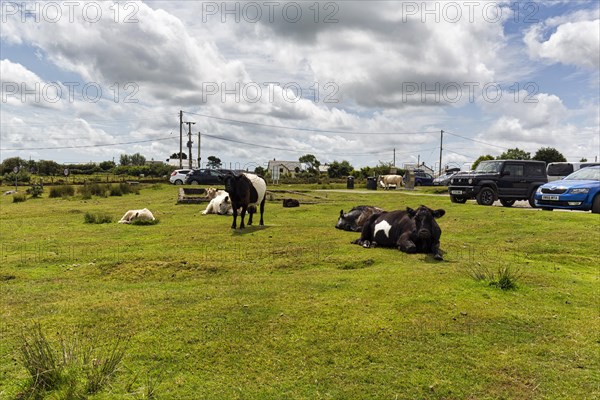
[282, 198, 300, 208]
[223, 172, 266, 229]
[352, 205, 445, 260]
[336, 206, 384, 232]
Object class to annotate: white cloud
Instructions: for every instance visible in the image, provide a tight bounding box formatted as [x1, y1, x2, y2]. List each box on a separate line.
[524, 13, 600, 69]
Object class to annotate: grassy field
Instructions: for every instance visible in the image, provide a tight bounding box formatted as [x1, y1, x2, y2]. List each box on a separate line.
[0, 183, 598, 399]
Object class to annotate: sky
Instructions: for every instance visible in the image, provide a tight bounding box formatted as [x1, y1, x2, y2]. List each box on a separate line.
[1, 0, 599, 171]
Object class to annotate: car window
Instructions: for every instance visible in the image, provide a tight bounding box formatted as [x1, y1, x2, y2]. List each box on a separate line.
[504, 164, 524, 177]
[525, 164, 544, 176]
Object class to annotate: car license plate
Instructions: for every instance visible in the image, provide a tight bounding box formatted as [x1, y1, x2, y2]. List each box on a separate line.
[542, 195, 559, 201]
[451, 190, 463, 195]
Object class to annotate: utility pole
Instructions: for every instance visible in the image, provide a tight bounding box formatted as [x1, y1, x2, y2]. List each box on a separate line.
[184, 121, 195, 169]
[393, 148, 396, 166]
[197, 131, 201, 169]
[439, 130, 444, 176]
[179, 110, 183, 168]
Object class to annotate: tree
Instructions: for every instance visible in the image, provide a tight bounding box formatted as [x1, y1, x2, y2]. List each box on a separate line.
[170, 152, 187, 159]
[99, 161, 116, 171]
[580, 158, 588, 162]
[533, 147, 566, 164]
[299, 154, 320, 175]
[1, 157, 26, 174]
[130, 153, 146, 166]
[327, 160, 354, 178]
[207, 156, 222, 169]
[497, 148, 531, 160]
[254, 166, 267, 176]
[119, 154, 131, 166]
[37, 160, 62, 176]
[472, 155, 495, 170]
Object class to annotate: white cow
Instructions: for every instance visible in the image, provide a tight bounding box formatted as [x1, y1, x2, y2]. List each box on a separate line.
[379, 174, 404, 190]
[118, 208, 155, 224]
[202, 192, 234, 215]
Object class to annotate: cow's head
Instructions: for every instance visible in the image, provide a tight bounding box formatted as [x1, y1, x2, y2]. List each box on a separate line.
[218, 196, 232, 215]
[407, 205, 445, 239]
[336, 209, 351, 230]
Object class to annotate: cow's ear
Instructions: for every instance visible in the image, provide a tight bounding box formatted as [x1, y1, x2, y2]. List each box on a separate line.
[339, 209, 344, 217]
[224, 196, 229, 202]
[406, 207, 415, 216]
[433, 209, 445, 218]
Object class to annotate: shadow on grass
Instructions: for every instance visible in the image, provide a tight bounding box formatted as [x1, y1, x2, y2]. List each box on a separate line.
[230, 225, 271, 235]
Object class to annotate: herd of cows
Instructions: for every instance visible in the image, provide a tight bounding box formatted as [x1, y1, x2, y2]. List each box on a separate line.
[118, 172, 445, 260]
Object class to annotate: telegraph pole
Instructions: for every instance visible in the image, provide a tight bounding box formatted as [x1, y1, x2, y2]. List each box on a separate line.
[184, 121, 195, 169]
[197, 131, 201, 169]
[179, 110, 183, 168]
[439, 130, 444, 176]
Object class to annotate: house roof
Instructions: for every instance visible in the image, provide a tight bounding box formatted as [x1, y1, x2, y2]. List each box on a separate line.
[267, 160, 303, 171]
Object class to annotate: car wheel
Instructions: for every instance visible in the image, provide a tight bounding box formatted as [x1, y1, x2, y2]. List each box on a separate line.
[592, 195, 600, 214]
[190, 180, 200, 185]
[174, 179, 183, 185]
[450, 195, 467, 204]
[476, 187, 495, 206]
[499, 199, 516, 207]
[528, 190, 539, 208]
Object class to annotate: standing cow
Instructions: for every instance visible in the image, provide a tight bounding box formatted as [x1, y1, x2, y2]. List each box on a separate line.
[336, 206, 384, 232]
[224, 172, 266, 229]
[379, 174, 404, 190]
[353, 205, 445, 260]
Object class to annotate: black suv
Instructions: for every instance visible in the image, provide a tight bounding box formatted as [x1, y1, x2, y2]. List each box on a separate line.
[184, 169, 233, 185]
[448, 160, 547, 207]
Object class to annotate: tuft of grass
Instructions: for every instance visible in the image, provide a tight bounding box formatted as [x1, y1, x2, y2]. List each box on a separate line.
[17, 323, 129, 398]
[12, 193, 27, 203]
[84, 212, 113, 224]
[49, 185, 75, 198]
[468, 263, 521, 290]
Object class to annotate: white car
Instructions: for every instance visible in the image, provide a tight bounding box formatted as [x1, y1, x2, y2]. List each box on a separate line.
[169, 169, 191, 185]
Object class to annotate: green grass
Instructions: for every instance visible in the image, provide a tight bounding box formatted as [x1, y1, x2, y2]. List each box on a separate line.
[0, 184, 598, 399]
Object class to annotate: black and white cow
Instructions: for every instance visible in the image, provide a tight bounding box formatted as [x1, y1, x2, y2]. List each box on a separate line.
[223, 172, 266, 229]
[352, 205, 445, 260]
[336, 206, 384, 232]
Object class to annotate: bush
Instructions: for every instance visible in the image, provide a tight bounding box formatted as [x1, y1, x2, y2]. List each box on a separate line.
[84, 212, 113, 224]
[26, 184, 44, 198]
[12, 193, 27, 203]
[49, 185, 75, 198]
[109, 185, 123, 196]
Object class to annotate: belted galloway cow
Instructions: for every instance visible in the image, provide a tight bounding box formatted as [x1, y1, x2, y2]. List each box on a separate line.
[352, 205, 445, 260]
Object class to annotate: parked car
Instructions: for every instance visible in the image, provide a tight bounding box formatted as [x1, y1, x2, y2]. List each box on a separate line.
[546, 161, 600, 182]
[433, 169, 460, 186]
[184, 168, 233, 185]
[448, 160, 547, 207]
[169, 169, 191, 185]
[405, 169, 434, 186]
[535, 166, 600, 213]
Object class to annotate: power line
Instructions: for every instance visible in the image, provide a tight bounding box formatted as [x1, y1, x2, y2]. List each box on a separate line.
[444, 130, 509, 150]
[183, 110, 439, 136]
[0, 136, 176, 151]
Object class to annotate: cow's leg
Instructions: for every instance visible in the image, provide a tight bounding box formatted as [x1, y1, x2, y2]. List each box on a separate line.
[352, 214, 378, 248]
[397, 231, 417, 253]
[259, 198, 265, 226]
[231, 206, 238, 229]
[247, 205, 254, 226]
[239, 205, 247, 229]
[430, 239, 443, 261]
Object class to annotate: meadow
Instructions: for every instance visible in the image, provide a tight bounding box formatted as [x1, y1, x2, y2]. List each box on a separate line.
[0, 183, 598, 399]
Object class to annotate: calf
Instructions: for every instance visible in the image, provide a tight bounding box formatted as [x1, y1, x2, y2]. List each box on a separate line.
[118, 208, 155, 224]
[352, 205, 445, 260]
[202, 191, 234, 215]
[336, 206, 384, 232]
[224, 172, 266, 229]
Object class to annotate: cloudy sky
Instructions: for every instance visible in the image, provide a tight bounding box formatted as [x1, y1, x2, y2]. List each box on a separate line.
[1, 1, 599, 170]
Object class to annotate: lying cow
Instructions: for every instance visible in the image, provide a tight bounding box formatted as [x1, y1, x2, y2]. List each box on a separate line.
[118, 208, 155, 224]
[352, 205, 445, 260]
[336, 205, 384, 232]
[202, 191, 234, 215]
[379, 174, 404, 190]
